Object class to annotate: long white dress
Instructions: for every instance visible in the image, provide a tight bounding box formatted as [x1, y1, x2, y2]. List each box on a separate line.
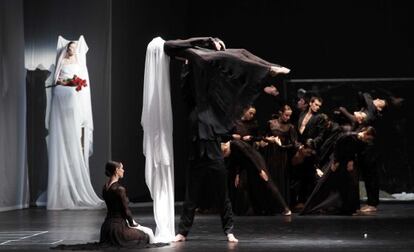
[47, 62, 103, 210]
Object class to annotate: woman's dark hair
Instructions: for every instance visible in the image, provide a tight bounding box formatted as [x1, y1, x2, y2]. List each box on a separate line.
[66, 41, 76, 50]
[105, 161, 121, 177]
[279, 104, 292, 114]
[360, 126, 376, 139]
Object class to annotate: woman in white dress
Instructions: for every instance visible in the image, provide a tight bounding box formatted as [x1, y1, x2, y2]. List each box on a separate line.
[46, 36, 103, 210]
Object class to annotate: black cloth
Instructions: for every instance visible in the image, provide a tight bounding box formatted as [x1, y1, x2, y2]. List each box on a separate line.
[178, 156, 234, 236]
[358, 92, 380, 125]
[316, 121, 344, 172]
[260, 119, 297, 210]
[26, 68, 50, 206]
[51, 182, 168, 250]
[293, 112, 327, 205]
[227, 119, 261, 215]
[356, 92, 381, 206]
[99, 182, 148, 247]
[297, 112, 326, 149]
[229, 140, 289, 214]
[166, 37, 286, 233]
[301, 132, 364, 215]
[164, 37, 280, 141]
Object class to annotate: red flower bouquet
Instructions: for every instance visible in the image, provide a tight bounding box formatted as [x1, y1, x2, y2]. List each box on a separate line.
[64, 75, 87, 92]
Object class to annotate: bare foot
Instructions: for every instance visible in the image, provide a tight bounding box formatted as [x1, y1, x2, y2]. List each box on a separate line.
[269, 66, 291, 76]
[282, 209, 292, 216]
[227, 233, 239, 243]
[360, 205, 377, 213]
[173, 234, 186, 242]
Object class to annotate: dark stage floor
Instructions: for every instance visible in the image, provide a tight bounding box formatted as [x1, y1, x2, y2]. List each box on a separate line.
[1, 202, 414, 252]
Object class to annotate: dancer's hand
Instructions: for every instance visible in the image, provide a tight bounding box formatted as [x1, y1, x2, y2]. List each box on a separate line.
[316, 168, 324, 177]
[259, 170, 269, 182]
[242, 135, 253, 141]
[269, 65, 290, 76]
[232, 134, 241, 140]
[264, 85, 279, 96]
[235, 174, 240, 188]
[347, 160, 354, 172]
[274, 136, 282, 146]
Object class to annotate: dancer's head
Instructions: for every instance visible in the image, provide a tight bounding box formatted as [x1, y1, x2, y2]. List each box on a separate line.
[105, 161, 124, 178]
[357, 126, 376, 143]
[353, 111, 368, 124]
[278, 105, 292, 123]
[309, 96, 323, 113]
[66, 41, 76, 56]
[241, 105, 256, 121]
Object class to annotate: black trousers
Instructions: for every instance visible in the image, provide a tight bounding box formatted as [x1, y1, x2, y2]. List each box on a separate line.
[291, 157, 317, 206]
[359, 144, 380, 206]
[178, 157, 234, 236]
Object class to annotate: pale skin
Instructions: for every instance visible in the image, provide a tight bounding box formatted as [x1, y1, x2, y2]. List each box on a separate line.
[232, 107, 256, 141]
[373, 98, 386, 112]
[57, 42, 78, 85]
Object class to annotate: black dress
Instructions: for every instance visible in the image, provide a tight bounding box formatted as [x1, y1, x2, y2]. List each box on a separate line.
[301, 132, 364, 215]
[227, 119, 261, 215]
[229, 140, 289, 214]
[99, 182, 149, 247]
[261, 119, 297, 212]
[51, 182, 163, 250]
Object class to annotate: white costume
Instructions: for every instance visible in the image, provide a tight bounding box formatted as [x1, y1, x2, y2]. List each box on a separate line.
[46, 35, 103, 210]
[141, 37, 175, 242]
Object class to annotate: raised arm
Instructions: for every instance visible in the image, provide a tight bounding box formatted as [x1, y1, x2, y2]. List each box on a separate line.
[164, 37, 218, 57]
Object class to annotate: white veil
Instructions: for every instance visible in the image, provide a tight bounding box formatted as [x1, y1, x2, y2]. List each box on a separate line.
[141, 37, 175, 242]
[45, 35, 93, 162]
[45, 35, 102, 210]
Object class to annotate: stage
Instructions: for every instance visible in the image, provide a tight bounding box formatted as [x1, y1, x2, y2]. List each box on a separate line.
[0, 202, 413, 251]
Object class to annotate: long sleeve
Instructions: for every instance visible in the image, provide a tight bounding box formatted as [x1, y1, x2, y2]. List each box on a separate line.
[312, 114, 328, 150]
[339, 107, 357, 124]
[164, 37, 217, 57]
[117, 187, 135, 226]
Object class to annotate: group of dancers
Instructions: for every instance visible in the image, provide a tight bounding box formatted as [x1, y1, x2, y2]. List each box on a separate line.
[47, 35, 399, 248]
[221, 90, 384, 218]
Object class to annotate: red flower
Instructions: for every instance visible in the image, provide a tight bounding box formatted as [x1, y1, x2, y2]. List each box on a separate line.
[65, 75, 87, 92]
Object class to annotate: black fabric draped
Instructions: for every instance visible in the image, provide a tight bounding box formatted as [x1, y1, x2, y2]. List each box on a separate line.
[229, 140, 289, 213]
[301, 133, 364, 215]
[164, 37, 281, 139]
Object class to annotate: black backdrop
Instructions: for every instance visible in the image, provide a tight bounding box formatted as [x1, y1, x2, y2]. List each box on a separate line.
[25, 0, 414, 203]
[111, 0, 414, 201]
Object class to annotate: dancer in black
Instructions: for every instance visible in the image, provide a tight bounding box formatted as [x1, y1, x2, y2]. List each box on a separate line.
[301, 127, 376, 215]
[163, 37, 290, 242]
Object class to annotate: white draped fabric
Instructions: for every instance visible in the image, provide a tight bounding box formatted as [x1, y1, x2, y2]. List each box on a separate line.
[0, 0, 29, 212]
[45, 36, 104, 210]
[141, 37, 175, 242]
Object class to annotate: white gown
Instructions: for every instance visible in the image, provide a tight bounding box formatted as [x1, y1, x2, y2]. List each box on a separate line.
[47, 62, 104, 210]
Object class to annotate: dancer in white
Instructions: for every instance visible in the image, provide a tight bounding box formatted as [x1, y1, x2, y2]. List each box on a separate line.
[141, 37, 175, 242]
[45, 35, 104, 210]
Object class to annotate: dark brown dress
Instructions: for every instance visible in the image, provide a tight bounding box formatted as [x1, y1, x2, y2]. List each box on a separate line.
[261, 119, 297, 211]
[99, 182, 149, 247]
[51, 182, 153, 250]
